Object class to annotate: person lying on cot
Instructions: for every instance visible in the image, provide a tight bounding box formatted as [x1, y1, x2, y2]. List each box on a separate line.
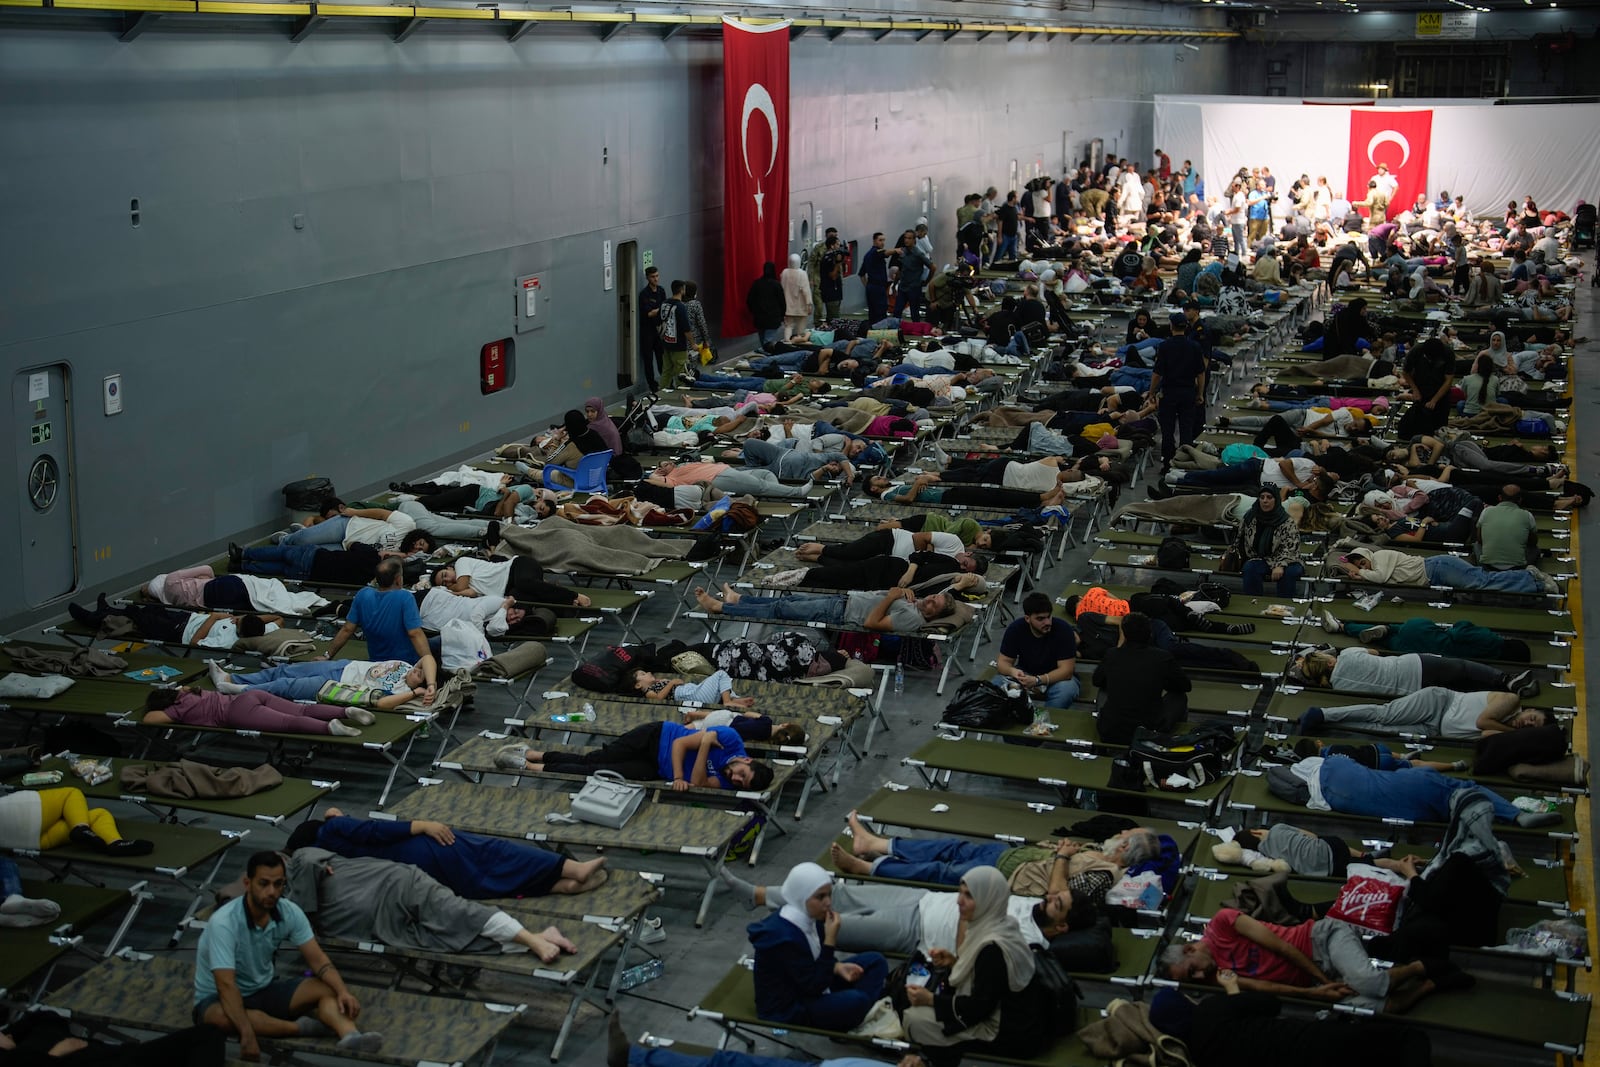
[1332, 546, 1559, 596]
[793, 526, 968, 564]
[1264, 749, 1563, 829]
[280, 503, 419, 553]
[143, 687, 376, 738]
[494, 719, 775, 792]
[680, 708, 807, 746]
[724, 437, 857, 487]
[763, 553, 988, 596]
[1288, 645, 1539, 700]
[1162, 906, 1463, 1015]
[207, 657, 436, 709]
[642, 458, 818, 502]
[228, 539, 408, 585]
[425, 556, 591, 609]
[1295, 687, 1551, 741]
[286, 807, 607, 898]
[0, 788, 154, 857]
[195, 850, 383, 1058]
[629, 666, 756, 709]
[830, 811, 1163, 907]
[863, 472, 1071, 512]
[692, 583, 972, 635]
[690, 636, 848, 683]
[393, 475, 555, 521]
[1311, 611, 1534, 662]
[871, 512, 992, 549]
[68, 596, 281, 650]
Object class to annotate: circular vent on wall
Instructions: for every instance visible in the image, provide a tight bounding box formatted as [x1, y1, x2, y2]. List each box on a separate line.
[27, 455, 59, 512]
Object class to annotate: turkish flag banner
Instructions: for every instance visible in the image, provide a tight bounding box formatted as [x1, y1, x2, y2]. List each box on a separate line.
[1346, 108, 1432, 219]
[722, 17, 790, 337]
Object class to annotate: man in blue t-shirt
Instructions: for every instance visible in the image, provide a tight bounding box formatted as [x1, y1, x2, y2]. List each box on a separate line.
[194, 851, 383, 1058]
[996, 591, 1080, 708]
[504, 721, 775, 792]
[322, 559, 437, 697]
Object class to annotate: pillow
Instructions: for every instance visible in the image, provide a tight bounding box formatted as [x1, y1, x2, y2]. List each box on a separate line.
[809, 330, 836, 345]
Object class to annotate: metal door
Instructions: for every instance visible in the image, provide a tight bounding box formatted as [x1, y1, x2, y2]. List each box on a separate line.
[791, 201, 814, 264]
[13, 365, 77, 605]
[616, 241, 638, 389]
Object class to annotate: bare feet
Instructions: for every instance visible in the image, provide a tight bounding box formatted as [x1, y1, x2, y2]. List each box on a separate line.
[541, 925, 579, 954]
[847, 810, 891, 857]
[693, 587, 724, 613]
[728, 695, 756, 709]
[719, 582, 742, 605]
[830, 841, 874, 876]
[795, 543, 823, 561]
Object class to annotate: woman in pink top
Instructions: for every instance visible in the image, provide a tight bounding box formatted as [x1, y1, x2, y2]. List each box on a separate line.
[142, 688, 373, 736]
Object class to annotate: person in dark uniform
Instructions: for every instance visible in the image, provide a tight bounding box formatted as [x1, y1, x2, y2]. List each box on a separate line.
[638, 266, 665, 391]
[1150, 313, 1207, 470]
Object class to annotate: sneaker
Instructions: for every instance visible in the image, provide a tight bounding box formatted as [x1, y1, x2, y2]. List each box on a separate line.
[227, 542, 244, 572]
[1320, 608, 1341, 634]
[103, 838, 155, 857]
[1163, 469, 1184, 486]
[1356, 624, 1390, 646]
[338, 1032, 385, 1054]
[495, 744, 530, 771]
[1527, 565, 1559, 595]
[1508, 670, 1540, 699]
[327, 720, 363, 737]
[1515, 810, 1561, 829]
[343, 708, 377, 726]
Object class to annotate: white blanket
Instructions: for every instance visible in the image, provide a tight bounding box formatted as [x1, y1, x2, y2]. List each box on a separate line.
[239, 575, 330, 616]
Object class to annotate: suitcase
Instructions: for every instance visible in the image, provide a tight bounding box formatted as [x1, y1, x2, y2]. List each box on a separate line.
[569, 770, 644, 829]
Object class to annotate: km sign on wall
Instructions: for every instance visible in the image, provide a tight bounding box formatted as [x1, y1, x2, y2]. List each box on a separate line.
[721, 17, 790, 337]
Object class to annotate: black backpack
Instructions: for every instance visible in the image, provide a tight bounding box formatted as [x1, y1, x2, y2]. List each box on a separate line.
[939, 680, 1031, 730]
[1121, 722, 1236, 792]
[1155, 537, 1190, 571]
[1027, 945, 1083, 1037]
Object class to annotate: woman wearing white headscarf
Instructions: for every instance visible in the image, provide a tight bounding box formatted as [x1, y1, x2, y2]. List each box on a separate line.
[746, 862, 888, 1030]
[900, 866, 1050, 1064]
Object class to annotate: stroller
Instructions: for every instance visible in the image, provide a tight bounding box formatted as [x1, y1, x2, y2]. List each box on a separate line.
[1574, 202, 1596, 250]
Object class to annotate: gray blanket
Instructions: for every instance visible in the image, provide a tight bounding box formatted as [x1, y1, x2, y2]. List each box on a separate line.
[120, 759, 282, 799]
[2, 644, 127, 678]
[497, 521, 692, 576]
[287, 848, 499, 954]
[1116, 495, 1240, 526]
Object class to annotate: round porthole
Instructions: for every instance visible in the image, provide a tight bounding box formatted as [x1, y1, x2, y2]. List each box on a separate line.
[27, 455, 58, 512]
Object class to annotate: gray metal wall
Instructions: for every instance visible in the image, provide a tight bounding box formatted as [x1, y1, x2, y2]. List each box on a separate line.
[0, 27, 1227, 629]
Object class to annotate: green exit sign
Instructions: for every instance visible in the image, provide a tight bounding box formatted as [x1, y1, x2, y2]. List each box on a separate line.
[29, 422, 51, 446]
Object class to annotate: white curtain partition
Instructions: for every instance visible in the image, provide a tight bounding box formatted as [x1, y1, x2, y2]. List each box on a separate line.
[1153, 95, 1600, 219]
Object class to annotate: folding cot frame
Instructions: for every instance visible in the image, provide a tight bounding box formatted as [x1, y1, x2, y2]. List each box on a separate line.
[501, 689, 849, 816]
[688, 958, 1116, 1067]
[376, 778, 751, 928]
[0, 880, 150, 1007]
[185, 887, 648, 1062]
[434, 731, 800, 863]
[44, 954, 527, 1067]
[118, 703, 436, 809]
[6, 754, 340, 828]
[12, 821, 245, 947]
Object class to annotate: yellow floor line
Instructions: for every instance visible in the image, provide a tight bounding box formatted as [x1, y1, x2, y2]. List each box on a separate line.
[1561, 382, 1592, 1058]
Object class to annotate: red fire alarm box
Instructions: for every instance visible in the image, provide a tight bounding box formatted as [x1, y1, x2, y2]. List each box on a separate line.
[480, 338, 516, 395]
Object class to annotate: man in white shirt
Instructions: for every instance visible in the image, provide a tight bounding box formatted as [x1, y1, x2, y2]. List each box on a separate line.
[1225, 180, 1248, 255]
[1370, 162, 1399, 203]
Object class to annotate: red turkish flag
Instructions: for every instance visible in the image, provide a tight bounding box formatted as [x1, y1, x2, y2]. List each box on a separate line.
[1346, 109, 1432, 218]
[722, 18, 790, 337]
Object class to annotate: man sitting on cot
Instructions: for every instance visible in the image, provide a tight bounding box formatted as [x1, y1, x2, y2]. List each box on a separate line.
[830, 811, 1164, 907]
[493, 719, 775, 792]
[286, 808, 607, 899]
[194, 851, 384, 1058]
[692, 583, 973, 635]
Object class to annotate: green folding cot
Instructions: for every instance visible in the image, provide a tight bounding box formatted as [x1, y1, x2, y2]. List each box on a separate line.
[0, 880, 145, 1004]
[47, 955, 525, 1066]
[1266, 682, 1576, 724]
[5, 754, 338, 826]
[380, 780, 750, 926]
[902, 736, 1234, 814]
[690, 961, 1113, 1066]
[1225, 767, 1579, 841]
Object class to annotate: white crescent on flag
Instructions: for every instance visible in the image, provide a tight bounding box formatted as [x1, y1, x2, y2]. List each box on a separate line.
[741, 83, 779, 220]
[1366, 130, 1411, 170]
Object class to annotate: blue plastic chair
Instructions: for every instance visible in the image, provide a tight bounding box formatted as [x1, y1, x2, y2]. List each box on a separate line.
[542, 449, 612, 495]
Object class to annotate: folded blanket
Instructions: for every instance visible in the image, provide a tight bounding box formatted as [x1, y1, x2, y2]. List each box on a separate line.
[233, 629, 319, 659]
[972, 406, 1055, 427]
[2, 644, 127, 678]
[474, 642, 548, 679]
[396, 667, 477, 713]
[793, 658, 874, 689]
[120, 758, 283, 799]
[0, 673, 74, 699]
[496, 521, 692, 576]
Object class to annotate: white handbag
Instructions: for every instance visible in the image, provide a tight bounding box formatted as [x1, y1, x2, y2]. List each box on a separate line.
[569, 770, 645, 829]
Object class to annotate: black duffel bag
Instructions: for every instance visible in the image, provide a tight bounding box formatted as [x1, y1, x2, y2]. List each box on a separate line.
[283, 477, 335, 513]
[940, 679, 1031, 730]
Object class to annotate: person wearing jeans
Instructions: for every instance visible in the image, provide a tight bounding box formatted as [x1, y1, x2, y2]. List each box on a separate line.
[1424, 553, 1549, 594]
[719, 594, 850, 625]
[279, 515, 349, 547]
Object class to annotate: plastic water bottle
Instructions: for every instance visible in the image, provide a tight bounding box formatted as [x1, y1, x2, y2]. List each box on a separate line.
[893, 662, 905, 696]
[617, 959, 664, 991]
